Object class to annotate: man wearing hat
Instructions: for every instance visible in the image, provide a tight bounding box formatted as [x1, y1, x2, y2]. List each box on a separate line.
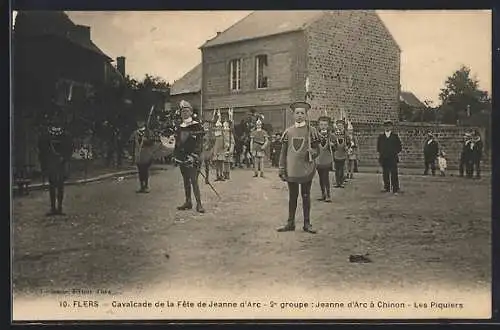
[471, 130, 483, 179]
[38, 111, 73, 216]
[376, 119, 402, 194]
[423, 130, 439, 176]
[277, 101, 320, 234]
[173, 100, 205, 213]
[459, 132, 473, 177]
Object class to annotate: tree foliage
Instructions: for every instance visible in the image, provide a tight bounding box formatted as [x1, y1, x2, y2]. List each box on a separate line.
[438, 65, 491, 124]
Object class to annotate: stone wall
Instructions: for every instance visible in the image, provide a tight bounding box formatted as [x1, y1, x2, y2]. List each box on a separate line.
[305, 10, 400, 123]
[352, 122, 489, 169]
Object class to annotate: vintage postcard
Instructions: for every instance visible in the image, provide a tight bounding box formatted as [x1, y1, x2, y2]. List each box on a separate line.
[11, 9, 492, 321]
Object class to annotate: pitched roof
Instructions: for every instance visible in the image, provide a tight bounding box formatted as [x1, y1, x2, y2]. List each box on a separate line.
[400, 91, 426, 108]
[170, 63, 202, 95]
[200, 10, 326, 48]
[14, 11, 111, 60]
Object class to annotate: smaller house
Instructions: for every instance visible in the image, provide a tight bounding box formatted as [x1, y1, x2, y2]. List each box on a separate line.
[400, 91, 426, 110]
[399, 91, 428, 122]
[169, 63, 202, 115]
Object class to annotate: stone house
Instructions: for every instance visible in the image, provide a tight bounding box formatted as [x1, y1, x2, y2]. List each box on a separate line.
[13, 11, 125, 175]
[200, 10, 401, 132]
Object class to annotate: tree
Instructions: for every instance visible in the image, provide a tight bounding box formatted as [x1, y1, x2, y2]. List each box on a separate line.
[438, 65, 490, 124]
[124, 74, 171, 128]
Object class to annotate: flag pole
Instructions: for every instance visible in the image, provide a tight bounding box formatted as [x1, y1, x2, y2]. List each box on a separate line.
[305, 77, 313, 162]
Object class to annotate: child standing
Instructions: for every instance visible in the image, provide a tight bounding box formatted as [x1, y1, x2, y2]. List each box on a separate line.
[250, 119, 270, 177]
[277, 101, 320, 234]
[438, 151, 447, 177]
[222, 120, 235, 180]
[212, 120, 225, 181]
[332, 129, 348, 188]
[346, 128, 358, 179]
[201, 120, 215, 184]
[316, 116, 334, 202]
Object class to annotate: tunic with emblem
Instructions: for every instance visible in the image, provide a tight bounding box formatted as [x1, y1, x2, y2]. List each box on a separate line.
[279, 125, 320, 183]
[316, 132, 334, 170]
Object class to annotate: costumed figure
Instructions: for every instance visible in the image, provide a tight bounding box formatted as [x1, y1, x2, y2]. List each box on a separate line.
[459, 132, 472, 177]
[128, 120, 157, 193]
[315, 116, 334, 202]
[270, 133, 282, 168]
[332, 127, 348, 188]
[212, 119, 225, 181]
[201, 120, 215, 184]
[173, 100, 205, 213]
[346, 124, 358, 179]
[222, 120, 235, 180]
[277, 101, 320, 234]
[250, 118, 270, 178]
[38, 112, 73, 216]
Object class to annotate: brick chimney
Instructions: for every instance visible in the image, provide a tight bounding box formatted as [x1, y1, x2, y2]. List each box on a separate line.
[116, 56, 126, 77]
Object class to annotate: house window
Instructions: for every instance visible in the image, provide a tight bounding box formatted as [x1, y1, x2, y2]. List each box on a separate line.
[229, 59, 241, 91]
[255, 55, 268, 89]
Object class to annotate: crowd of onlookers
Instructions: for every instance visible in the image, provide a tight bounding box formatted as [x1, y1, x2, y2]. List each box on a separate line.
[423, 129, 483, 178]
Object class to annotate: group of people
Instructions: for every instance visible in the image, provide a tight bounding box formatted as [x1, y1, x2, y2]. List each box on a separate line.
[36, 99, 485, 236]
[459, 130, 483, 179]
[422, 129, 483, 179]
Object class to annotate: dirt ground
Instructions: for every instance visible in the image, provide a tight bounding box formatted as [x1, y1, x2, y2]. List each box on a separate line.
[12, 167, 491, 303]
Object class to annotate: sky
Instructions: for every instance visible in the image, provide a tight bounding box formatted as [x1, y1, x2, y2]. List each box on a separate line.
[14, 10, 492, 104]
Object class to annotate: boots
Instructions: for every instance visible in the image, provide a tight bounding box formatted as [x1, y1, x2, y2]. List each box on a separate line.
[196, 204, 205, 213]
[177, 201, 193, 210]
[303, 219, 317, 234]
[324, 187, 332, 203]
[277, 218, 295, 232]
[56, 187, 65, 215]
[303, 194, 316, 233]
[136, 181, 145, 193]
[46, 186, 58, 216]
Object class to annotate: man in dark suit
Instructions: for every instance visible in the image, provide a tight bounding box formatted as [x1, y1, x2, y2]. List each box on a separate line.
[377, 120, 402, 194]
[423, 131, 439, 176]
[471, 130, 483, 179]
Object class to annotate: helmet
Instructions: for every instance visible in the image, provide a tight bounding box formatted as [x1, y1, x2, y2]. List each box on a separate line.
[179, 100, 193, 110]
